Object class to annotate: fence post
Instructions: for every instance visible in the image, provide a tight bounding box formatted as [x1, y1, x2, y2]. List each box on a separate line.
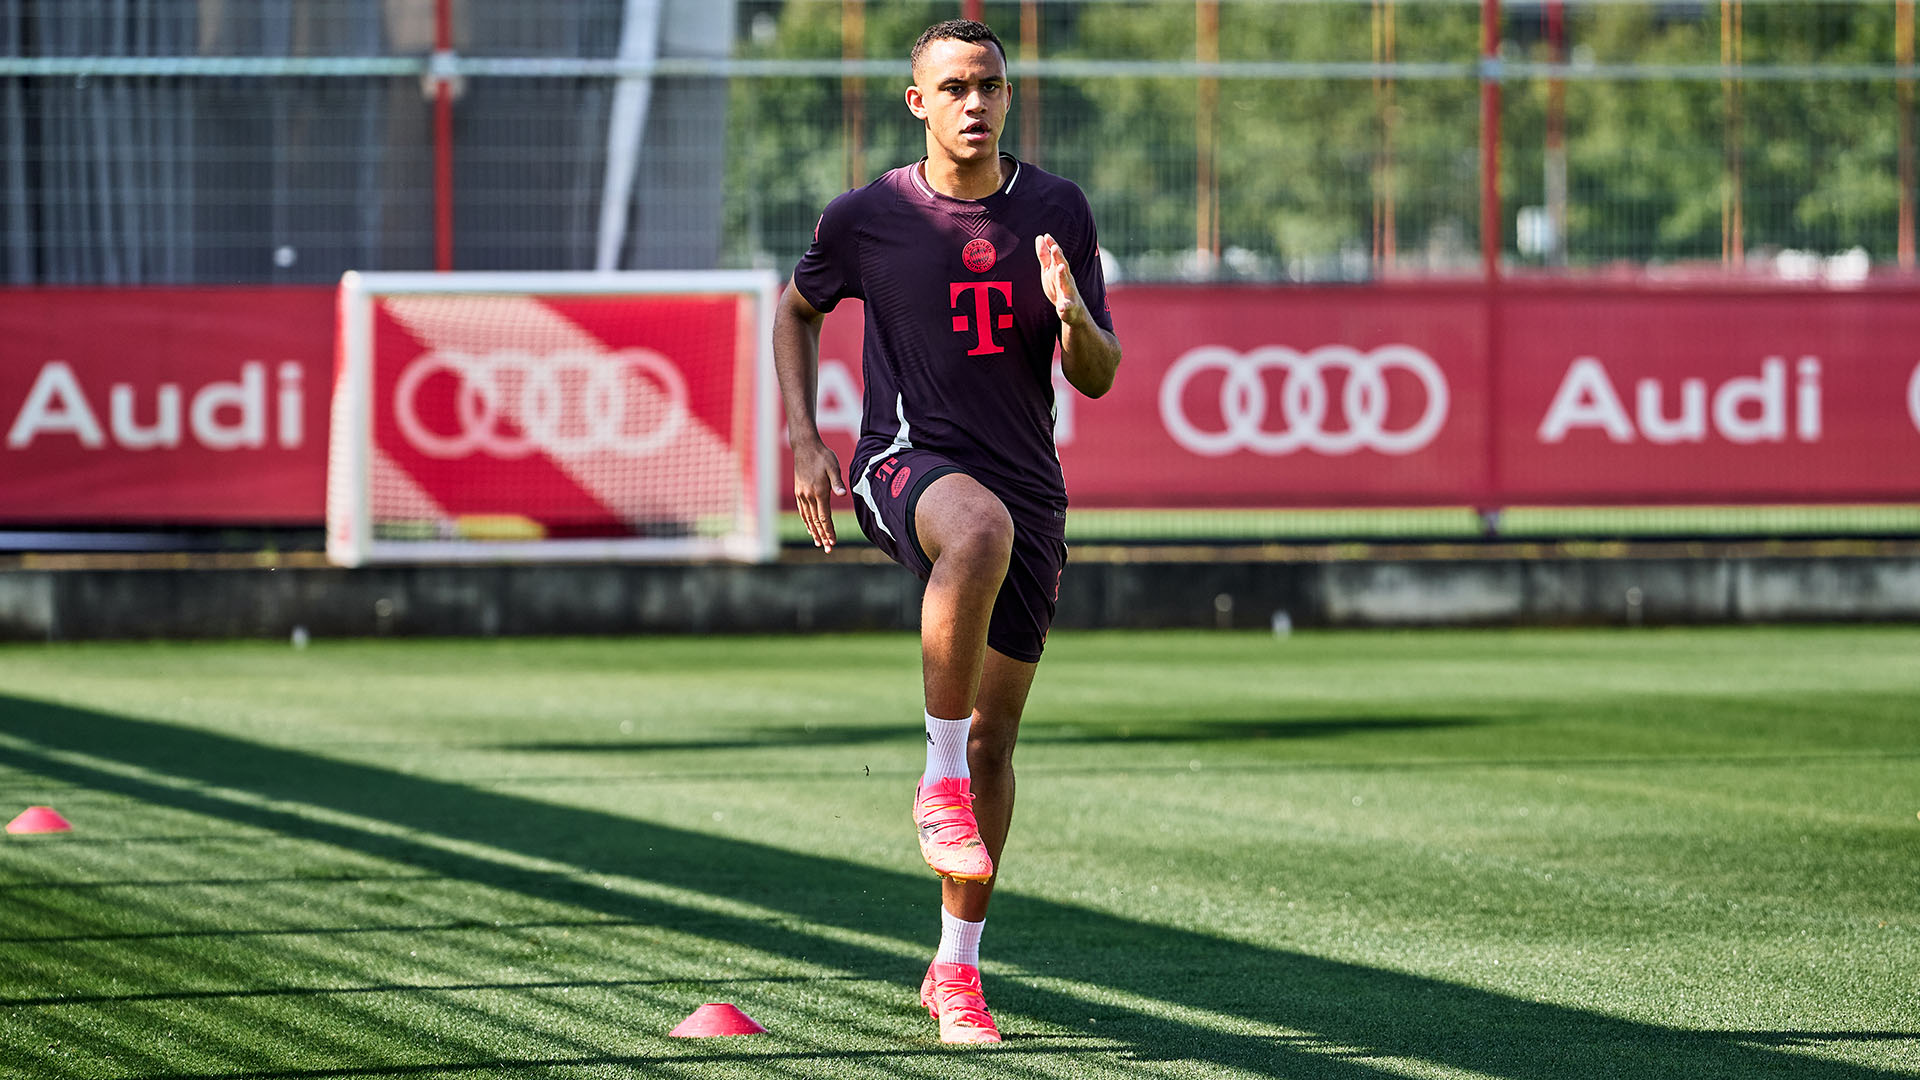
[1899, 0, 1915, 270]
[432, 0, 454, 272]
[1372, 0, 1397, 273]
[1197, 0, 1220, 261]
[842, 0, 865, 190]
[1021, 0, 1043, 166]
[1480, 0, 1501, 283]
[1721, 0, 1744, 268]
[1481, 0, 1503, 520]
[1545, 0, 1567, 267]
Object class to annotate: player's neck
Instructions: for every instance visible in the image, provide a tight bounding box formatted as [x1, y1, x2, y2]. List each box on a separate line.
[920, 153, 1009, 201]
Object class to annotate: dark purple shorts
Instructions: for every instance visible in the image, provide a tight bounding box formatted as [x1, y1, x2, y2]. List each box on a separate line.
[849, 447, 1067, 664]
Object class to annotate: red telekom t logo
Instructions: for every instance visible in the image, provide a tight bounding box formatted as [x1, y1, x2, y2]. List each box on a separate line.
[950, 281, 1015, 356]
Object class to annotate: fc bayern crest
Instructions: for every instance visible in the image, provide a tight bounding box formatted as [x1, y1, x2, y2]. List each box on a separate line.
[961, 238, 997, 274]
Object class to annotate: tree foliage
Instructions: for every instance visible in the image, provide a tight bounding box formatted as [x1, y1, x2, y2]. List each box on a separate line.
[727, 0, 1912, 280]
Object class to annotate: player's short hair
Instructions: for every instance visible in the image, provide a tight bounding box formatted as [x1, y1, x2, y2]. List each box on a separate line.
[909, 19, 1007, 78]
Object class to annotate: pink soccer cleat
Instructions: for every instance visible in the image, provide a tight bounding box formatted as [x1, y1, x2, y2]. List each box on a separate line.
[920, 961, 1001, 1044]
[913, 776, 994, 883]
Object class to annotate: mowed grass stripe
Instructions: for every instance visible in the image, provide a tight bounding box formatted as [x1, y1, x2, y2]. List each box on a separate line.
[0, 627, 1914, 1079]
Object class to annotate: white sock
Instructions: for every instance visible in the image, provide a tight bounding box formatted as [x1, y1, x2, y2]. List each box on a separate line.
[923, 712, 971, 783]
[936, 907, 984, 967]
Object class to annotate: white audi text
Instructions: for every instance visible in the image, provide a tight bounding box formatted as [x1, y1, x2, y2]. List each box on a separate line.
[1538, 356, 1822, 445]
[6, 360, 305, 451]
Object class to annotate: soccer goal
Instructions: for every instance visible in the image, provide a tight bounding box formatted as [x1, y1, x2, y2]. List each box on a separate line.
[327, 270, 779, 567]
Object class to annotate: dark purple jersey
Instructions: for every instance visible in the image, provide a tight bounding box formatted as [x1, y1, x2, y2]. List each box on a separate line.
[792, 155, 1112, 529]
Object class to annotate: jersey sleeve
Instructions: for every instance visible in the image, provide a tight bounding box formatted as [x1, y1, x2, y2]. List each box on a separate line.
[1066, 188, 1114, 333]
[790, 189, 863, 313]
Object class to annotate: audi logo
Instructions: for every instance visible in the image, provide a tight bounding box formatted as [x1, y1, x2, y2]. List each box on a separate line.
[394, 348, 689, 459]
[1159, 344, 1449, 456]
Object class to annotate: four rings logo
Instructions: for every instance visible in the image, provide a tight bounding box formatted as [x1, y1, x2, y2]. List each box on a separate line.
[1158, 344, 1450, 456]
[394, 348, 688, 459]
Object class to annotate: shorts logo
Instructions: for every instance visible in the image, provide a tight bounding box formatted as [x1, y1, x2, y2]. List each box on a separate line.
[875, 455, 910, 497]
[962, 238, 997, 274]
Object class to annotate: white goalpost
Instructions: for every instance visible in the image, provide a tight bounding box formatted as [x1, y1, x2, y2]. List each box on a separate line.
[326, 270, 779, 567]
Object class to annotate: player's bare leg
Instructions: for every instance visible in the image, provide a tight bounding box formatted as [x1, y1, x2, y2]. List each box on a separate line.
[917, 649, 1035, 1045]
[909, 473, 1010, 883]
[943, 647, 1036, 919]
[916, 473, 1012, 721]
[910, 476, 1032, 1043]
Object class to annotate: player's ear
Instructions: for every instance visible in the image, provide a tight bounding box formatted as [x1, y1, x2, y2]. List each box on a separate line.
[905, 83, 927, 121]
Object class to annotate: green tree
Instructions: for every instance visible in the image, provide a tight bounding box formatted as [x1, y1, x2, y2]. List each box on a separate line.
[725, 0, 1912, 278]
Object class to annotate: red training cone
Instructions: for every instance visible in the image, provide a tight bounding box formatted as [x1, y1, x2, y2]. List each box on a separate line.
[669, 1003, 766, 1037]
[6, 806, 72, 834]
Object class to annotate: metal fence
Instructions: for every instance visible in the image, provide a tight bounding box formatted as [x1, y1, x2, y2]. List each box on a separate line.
[3, 0, 1915, 285]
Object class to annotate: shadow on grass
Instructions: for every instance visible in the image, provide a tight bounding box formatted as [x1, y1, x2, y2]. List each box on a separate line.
[3, 974, 859, 1009]
[1023, 716, 1485, 744]
[0, 694, 1907, 1080]
[1732, 1032, 1920, 1046]
[0, 916, 650, 946]
[116, 1045, 1121, 1080]
[498, 715, 1485, 754]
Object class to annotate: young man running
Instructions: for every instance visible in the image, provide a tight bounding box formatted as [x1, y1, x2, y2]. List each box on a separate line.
[772, 18, 1122, 1046]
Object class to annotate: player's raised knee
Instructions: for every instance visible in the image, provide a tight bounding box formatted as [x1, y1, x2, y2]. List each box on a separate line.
[919, 477, 1013, 575]
[942, 505, 1013, 578]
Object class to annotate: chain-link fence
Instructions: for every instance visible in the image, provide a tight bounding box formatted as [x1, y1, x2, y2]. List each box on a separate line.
[5, 0, 1914, 286]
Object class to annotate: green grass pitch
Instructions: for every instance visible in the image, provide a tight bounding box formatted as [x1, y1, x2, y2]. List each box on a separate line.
[0, 627, 1915, 1079]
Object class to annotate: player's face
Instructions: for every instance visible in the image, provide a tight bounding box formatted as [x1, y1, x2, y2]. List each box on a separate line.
[906, 38, 1010, 166]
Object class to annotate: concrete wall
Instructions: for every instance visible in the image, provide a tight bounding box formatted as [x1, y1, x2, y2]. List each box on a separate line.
[1, 550, 1915, 641]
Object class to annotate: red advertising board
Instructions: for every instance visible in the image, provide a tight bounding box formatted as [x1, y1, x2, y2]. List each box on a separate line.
[0, 288, 335, 523]
[801, 283, 1920, 510]
[806, 287, 1494, 508]
[1495, 286, 1920, 503]
[359, 289, 760, 537]
[3, 283, 1917, 526]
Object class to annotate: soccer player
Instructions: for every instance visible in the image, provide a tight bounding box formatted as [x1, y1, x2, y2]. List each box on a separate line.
[772, 18, 1121, 1045]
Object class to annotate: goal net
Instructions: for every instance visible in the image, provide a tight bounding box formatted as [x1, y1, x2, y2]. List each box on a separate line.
[327, 271, 778, 566]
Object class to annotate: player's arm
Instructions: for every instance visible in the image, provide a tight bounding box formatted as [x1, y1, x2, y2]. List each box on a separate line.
[773, 283, 846, 552]
[1036, 232, 1121, 398]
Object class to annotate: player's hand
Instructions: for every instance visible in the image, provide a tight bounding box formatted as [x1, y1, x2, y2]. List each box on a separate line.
[1036, 233, 1084, 325]
[792, 439, 846, 553]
